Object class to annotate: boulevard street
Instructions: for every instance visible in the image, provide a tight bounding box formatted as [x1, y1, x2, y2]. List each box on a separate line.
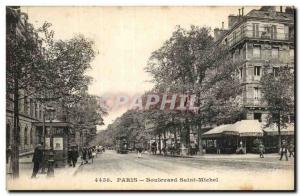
[73, 150, 294, 190]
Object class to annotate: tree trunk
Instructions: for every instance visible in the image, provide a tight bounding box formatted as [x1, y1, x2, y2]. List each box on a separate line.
[163, 130, 167, 151]
[198, 120, 203, 155]
[158, 133, 161, 154]
[185, 119, 190, 155]
[174, 128, 178, 150]
[277, 111, 281, 154]
[12, 74, 20, 178]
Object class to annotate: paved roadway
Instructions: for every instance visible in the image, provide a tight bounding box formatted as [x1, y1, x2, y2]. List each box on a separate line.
[73, 150, 294, 190]
[76, 150, 293, 175]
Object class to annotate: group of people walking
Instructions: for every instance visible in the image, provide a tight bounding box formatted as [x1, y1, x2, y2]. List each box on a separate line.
[31, 143, 105, 178]
[81, 146, 95, 164]
[258, 140, 294, 160]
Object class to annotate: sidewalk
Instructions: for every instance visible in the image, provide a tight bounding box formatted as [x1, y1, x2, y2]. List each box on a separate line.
[7, 155, 82, 181]
[147, 152, 294, 164]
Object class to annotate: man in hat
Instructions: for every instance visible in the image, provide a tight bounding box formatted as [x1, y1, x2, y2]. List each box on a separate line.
[31, 143, 43, 178]
[279, 140, 288, 161]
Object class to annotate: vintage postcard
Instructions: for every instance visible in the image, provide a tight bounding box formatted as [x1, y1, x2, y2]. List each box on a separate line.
[6, 6, 295, 191]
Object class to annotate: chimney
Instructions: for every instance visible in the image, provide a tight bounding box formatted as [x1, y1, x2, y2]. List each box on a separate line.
[228, 15, 240, 29]
[280, 6, 283, 13]
[285, 6, 294, 14]
[260, 6, 276, 12]
[242, 7, 244, 16]
[238, 9, 241, 16]
[222, 22, 224, 29]
[214, 28, 220, 41]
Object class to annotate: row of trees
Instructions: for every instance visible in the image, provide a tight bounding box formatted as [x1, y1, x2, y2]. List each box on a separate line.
[95, 25, 294, 154]
[6, 7, 105, 178]
[94, 26, 245, 153]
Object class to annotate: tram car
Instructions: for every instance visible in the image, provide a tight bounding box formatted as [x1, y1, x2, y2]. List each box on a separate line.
[115, 136, 129, 154]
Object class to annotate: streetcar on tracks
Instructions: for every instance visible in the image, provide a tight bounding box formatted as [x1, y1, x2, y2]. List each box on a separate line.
[115, 136, 129, 154]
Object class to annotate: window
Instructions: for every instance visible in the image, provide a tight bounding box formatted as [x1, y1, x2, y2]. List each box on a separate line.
[24, 96, 28, 114]
[254, 87, 260, 100]
[254, 66, 261, 76]
[239, 67, 243, 79]
[254, 113, 262, 122]
[39, 107, 42, 119]
[30, 128, 33, 145]
[290, 48, 294, 59]
[233, 32, 237, 43]
[272, 47, 279, 59]
[241, 25, 245, 36]
[34, 102, 38, 118]
[253, 46, 261, 58]
[6, 124, 10, 148]
[273, 67, 279, 77]
[270, 25, 277, 39]
[290, 114, 295, 123]
[24, 127, 28, 145]
[284, 25, 289, 40]
[252, 23, 259, 37]
[29, 99, 33, 116]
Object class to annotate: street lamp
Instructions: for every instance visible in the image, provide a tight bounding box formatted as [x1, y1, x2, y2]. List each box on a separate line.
[46, 106, 55, 177]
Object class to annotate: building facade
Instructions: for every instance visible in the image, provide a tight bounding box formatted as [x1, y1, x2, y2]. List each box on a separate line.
[214, 6, 295, 124]
[6, 90, 44, 154]
[6, 7, 44, 154]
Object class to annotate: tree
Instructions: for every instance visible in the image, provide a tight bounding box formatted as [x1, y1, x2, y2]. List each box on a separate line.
[6, 8, 50, 178]
[6, 7, 97, 177]
[145, 25, 241, 155]
[260, 66, 294, 151]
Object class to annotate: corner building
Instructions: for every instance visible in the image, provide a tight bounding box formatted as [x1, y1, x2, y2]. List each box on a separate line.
[214, 6, 295, 124]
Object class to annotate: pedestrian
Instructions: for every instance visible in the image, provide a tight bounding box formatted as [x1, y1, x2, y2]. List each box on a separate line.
[258, 142, 265, 158]
[82, 147, 88, 164]
[88, 147, 93, 163]
[67, 148, 72, 166]
[216, 143, 221, 154]
[70, 147, 79, 167]
[279, 140, 288, 161]
[31, 143, 43, 178]
[288, 142, 294, 158]
[137, 146, 143, 158]
[92, 148, 96, 162]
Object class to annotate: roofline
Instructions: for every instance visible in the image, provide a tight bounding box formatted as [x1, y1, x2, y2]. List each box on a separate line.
[214, 12, 294, 46]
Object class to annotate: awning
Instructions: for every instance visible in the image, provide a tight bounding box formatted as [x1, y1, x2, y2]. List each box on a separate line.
[202, 120, 263, 138]
[264, 123, 294, 136]
[202, 124, 236, 138]
[232, 120, 263, 137]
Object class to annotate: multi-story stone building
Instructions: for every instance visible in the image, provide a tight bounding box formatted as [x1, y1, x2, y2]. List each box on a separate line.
[6, 7, 45, 155]
[214, 6, 294, 124]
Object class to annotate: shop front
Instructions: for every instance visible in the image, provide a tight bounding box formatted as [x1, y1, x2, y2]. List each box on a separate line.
[34, 120, 73, 168]
[202, 120, 263, 154]
[263, 123, 294, 153]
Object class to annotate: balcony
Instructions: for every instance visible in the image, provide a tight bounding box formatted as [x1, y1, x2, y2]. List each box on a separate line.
[243, 98, 267, 108]
[226, 29, 293, 48]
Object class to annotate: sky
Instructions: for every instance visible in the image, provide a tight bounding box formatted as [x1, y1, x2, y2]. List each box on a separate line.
[21, 6, 260, 132]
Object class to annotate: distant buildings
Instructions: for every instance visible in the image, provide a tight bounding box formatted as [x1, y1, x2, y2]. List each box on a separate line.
[214, 6, 294, 124]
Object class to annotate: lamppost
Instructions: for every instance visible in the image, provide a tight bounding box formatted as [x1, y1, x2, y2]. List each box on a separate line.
[41, 105, 46, 174]
[46, 106, 55, 177]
